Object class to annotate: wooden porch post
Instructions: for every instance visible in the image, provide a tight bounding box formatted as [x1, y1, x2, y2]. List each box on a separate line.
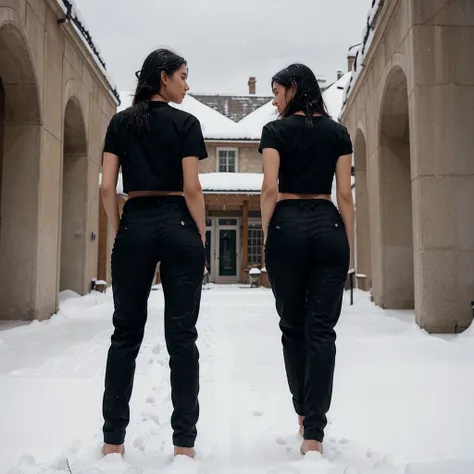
[241, 200, 249, 283]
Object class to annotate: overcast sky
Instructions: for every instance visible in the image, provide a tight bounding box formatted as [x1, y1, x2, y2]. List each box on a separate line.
[74, 0, 372, 96]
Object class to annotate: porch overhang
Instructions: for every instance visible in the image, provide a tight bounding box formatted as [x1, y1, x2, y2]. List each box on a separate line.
[204, 192, 261, 213]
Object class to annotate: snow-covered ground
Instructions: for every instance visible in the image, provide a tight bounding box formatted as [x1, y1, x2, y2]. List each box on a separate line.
[1, 286, 474, 474]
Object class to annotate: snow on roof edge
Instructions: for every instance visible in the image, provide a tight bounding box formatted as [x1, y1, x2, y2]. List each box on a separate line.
[340, 0, 384, 119]
[57, 0, 120, 106]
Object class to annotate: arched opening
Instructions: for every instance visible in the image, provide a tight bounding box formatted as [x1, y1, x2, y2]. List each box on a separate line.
[60, 98, 87, 294]
[0, 24, 41, 320]
[354, 129, 371, 291]
[379, 67, 414, 309]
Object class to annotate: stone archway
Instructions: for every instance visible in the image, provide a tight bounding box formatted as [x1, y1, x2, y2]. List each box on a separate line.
[0, 22, 41, 320]
[354, 129, 371, 291]
[60, 97, 87, 294]
[378, 66, 414, 309]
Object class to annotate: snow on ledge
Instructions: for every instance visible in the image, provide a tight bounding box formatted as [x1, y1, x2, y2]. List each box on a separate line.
[340, 0, 384, 119]
[57, 0, 120, 105]
[199, 172, 263, 193]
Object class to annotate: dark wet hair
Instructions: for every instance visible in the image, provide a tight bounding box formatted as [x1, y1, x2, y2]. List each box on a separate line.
[127, 48, 187, 133]
[271, 63, 329, 126]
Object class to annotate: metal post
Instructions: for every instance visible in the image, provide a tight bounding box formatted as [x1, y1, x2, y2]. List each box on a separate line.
[348, 269, 355, 305]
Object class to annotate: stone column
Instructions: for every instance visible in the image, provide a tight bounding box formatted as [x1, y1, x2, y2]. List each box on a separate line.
[410, 0, 474, 332]
[34, 34, 64, 320]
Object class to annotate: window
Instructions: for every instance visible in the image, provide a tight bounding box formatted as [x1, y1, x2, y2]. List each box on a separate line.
[217, 149, 238, 172]
[248, 222, 263, 266]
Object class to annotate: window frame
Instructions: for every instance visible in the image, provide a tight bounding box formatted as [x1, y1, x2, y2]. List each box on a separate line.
[216, 147, 239, 173]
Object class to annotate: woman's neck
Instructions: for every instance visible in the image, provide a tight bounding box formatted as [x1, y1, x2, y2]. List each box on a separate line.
[150, 93, 166, 102]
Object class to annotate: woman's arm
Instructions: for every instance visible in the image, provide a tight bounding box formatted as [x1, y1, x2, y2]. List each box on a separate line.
[182, 156, 206, 246]
[335, 153, 355, 270]
[101, 152, 121, 238]
[260, 148, 280, 243]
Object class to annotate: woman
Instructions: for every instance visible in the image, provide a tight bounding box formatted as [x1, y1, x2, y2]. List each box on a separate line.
[259, 64, 354, 455]
[100, 49, 207, 459]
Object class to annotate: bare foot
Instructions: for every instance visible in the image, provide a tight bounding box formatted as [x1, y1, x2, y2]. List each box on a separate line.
[300, 439, 323, 455]
[102, 443, 125, 456]
[174, 446, 196, 458]
[298, 415, 304, 437]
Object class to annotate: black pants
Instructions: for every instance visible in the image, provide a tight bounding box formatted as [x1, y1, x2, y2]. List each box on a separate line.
[265, 199, 350, 443]
[102, 196, 205, 448]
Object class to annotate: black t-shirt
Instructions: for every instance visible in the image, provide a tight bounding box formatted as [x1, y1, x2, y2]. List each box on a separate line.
[103, 101, 208, 194]
[258, 115, 353, 195]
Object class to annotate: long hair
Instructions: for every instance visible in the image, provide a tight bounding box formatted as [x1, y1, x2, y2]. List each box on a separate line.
[126, 48, 187, 133]
[271, 63, 329, 127]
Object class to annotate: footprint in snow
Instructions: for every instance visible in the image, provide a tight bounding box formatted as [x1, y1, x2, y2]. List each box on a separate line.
[133, 436, 146, 452]
[142, 411, 160, 426]
[146, 395, 156, 406]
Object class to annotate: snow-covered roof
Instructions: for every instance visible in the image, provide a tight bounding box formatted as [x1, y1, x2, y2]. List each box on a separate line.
[57, 1, 120, 105]
[322, 72, 352, 121]
[340, 0, 384, 117]
[238, 100, 278, 140]
[191, 94, 273, 123]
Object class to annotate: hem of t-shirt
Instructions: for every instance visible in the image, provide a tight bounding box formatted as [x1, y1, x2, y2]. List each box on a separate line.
[122, 188, 186, 194]
[103, 146, 120, 155]
[258, 145, 279, 155]
[340, 147, 353, 156]
[181, 153, 208, 160]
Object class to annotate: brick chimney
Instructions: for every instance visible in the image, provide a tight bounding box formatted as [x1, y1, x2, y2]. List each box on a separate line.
[348, 55, 355, 72]
[248, 76, 256, 95]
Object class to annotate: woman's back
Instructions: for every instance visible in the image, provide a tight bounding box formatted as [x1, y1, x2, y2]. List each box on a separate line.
[259, 115, 352, 195]
[106, 101, 207, 194]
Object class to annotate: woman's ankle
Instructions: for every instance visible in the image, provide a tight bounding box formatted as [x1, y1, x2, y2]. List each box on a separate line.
[102, 443, 125, 456]
[174, 446, 196, 458]
[300, 439, 322, 455]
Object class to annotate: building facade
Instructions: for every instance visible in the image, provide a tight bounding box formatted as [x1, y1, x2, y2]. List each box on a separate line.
[0, 0, 118, 321]
[340, 0, 474, 333]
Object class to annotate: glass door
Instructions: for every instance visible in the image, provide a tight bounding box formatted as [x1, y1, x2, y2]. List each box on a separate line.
[219, 229, 237, 277]
[216, 219, 240, 283]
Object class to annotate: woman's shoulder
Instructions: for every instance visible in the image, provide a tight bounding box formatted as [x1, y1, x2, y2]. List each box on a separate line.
[106, 109, 128, 132]
[167, 106, 201, 130]
[322, 116, 348, 131]
[321, 117, 352, 142]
